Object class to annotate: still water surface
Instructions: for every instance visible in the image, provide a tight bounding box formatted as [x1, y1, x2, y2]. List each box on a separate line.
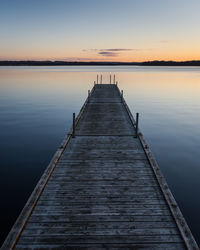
[0, 66, 200, 245]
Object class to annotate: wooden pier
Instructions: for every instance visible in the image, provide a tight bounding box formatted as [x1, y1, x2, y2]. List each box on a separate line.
[2, 80, 198, 249]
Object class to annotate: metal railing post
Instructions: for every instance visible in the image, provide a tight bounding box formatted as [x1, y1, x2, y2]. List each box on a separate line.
[88, 90, 90, 102]
[135, 112, 139, 138]
[121, 90, 123, 102]
[113, 74, 115, 84]
[97, 75, 99, 84]
[72, 113, 76, 138]
[110, 74, 111, 84]
[100, 75, 102, 84]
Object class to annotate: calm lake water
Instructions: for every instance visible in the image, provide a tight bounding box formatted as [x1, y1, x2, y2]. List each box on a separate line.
[0, 66, 200, 245]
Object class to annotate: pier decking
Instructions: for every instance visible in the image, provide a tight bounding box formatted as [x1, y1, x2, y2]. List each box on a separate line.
[3, 83, 198, 249]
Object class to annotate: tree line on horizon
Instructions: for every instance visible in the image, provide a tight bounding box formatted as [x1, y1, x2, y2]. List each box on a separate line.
[0, 60, 200, 66]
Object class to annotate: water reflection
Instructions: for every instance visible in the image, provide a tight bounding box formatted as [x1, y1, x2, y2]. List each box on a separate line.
[0, 66, 200, 245]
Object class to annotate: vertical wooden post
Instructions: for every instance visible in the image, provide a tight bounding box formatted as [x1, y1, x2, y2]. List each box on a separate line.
[72, 113, 75, 138]
[100, 75, 102, 84]
[97, 75, 99, 84]
[113, 74, 115, 84]
[121, 90, 123, 103]
[135, 113, 139, 138]
[110, 74, 111, 84]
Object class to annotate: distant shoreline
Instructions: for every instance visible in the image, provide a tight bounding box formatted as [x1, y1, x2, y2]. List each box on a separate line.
[1, 60, 200, 66]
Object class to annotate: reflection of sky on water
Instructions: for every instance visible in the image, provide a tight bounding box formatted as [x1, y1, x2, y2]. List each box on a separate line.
[0, 66, 200, 245]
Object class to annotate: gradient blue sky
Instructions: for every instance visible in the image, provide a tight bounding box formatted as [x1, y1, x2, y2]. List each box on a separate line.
[0, 0, 200, 61]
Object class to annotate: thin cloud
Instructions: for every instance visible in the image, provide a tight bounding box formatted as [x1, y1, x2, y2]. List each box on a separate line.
[54, 57, 101, 61]
[101, 48, 134, 52]
[82, 48, 148, 57]
[83, 48, 137, 52]
[98, 51, 118, 57]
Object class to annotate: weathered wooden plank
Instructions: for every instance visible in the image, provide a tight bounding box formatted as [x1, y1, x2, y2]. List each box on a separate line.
[60, 152, 147, 160]
[39, 193, 164, 200]
[53, 166, 154, 171]
[30, 210, 172, 217]
[37, 198, 168, 204]
[50, 169, 154, 175]
[28, 214, 175, 223]
[15, 243, 186, 250]
[55, 162, 153, 169]
[21, 227, 179, 236]
[53, 168, 154, 173]
[42, 184, 158, 188]
[45, 179, 157, 185]
[32, 205, 169, 212]
[24, 221, 177, 229]
[36, 200, 167, 206]
[63, 137, 143, 148]
[47, 176, 155, 182]
[17, 235, 183, 244]
[42, 185, 161, 192]
[53, 167, 154, 173]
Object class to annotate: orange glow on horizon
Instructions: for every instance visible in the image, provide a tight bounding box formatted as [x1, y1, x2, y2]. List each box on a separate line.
[1, 44, 200, 62]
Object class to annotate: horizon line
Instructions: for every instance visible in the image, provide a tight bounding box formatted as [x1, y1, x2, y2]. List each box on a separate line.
[1, 60, 200, 67]
[1, 59, 200, 63]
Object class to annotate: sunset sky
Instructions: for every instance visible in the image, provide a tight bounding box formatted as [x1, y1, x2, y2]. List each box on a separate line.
[1, 0, 200, 62]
